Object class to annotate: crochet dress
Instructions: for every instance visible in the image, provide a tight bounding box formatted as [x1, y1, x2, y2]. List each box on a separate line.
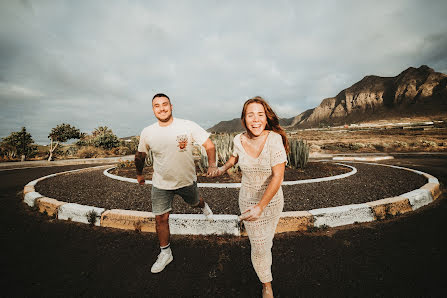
[232, 131, 287, 283]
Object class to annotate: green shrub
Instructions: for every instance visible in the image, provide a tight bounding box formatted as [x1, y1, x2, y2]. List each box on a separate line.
[392, 141, 408, 148]
[1, 127, 37, 160]
[110, 146, 131, 156]
[122, 137, 140, 154]
[64, 145, 79, 157]
[349, 143, 364, 150]
[93, 133, 120, 149]
[75, 126, 120, 150]
[77, 146, 103, 158]
[421, 140, 437, 147]
[116, 160, 134, 168]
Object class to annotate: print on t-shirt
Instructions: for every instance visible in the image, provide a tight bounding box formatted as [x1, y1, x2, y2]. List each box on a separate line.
[176, 134, 188, 151]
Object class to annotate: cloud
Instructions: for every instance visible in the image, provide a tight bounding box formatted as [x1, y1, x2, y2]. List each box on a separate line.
[1, 0, 447, 143]
[0, 82, 45, 100]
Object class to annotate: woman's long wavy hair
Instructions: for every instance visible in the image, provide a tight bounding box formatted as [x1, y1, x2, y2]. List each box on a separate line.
[241, 96, 289, 153]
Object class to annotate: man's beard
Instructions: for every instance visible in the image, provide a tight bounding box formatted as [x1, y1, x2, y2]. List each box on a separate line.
[156, 113, 172, 122]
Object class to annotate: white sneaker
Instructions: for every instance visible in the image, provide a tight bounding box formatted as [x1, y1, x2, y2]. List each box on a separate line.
[202, 202, 213, 220]
[151, 250, 173, 273]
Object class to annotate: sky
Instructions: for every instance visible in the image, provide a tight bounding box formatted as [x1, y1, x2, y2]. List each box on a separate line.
[1, 0, 447, 144]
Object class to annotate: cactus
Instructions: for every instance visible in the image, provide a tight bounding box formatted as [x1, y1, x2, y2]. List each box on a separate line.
[214, 133, 239, 174]
[287, 138, 309, 169]
[213, 133, 234, 166]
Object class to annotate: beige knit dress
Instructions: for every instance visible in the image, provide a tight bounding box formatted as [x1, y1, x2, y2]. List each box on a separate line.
[233, 131, 287, 283]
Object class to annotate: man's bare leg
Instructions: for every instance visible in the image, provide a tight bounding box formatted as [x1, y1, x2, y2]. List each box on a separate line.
[155, 212, 170, 247]
[151, 212, 173, 273]
[196, 197, 205, 208]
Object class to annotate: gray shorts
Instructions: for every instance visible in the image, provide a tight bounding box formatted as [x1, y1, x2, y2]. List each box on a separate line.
[151, 182, 200, 216]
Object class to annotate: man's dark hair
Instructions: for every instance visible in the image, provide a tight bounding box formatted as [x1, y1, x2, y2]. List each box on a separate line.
[152, 93, 170, 103]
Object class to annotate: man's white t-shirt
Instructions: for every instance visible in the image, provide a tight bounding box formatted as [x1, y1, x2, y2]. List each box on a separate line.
[137, 118, 210, 190]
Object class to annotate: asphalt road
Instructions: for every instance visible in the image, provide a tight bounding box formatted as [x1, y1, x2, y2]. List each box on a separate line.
[0, 156, 446, 297]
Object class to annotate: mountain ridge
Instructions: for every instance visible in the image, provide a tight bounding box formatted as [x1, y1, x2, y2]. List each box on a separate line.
[291, 65, 447, 128]
[208, 65, 447, 133]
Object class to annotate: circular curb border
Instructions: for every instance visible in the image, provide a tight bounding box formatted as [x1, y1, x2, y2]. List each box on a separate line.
[103, 163, 358, 188]
[23, 161, 442, 236]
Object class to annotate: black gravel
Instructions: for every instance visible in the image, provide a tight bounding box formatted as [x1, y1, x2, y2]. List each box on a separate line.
[34, 162, 427, 214]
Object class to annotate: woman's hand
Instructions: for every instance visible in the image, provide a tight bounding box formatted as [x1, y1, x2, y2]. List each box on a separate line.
[207, 166, 225, 177]
[239, 205, 263, 221]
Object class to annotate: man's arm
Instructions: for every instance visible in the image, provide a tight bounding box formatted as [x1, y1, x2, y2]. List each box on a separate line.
[135, 151, 147, 185]
[202, 138, 217, 176]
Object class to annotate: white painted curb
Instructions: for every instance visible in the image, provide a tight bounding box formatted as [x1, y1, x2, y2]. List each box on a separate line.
[333, 156, 394, 161]
[103, 162, 357, 188]
[169, 214, 240, 236]
[23, 160, 442, 235]
[26, 174, 58, 187]
[347, 161, 440, 211]
[401, 189, 433, 210]
[24, 191, 44, 207]
[283, 163, 357, 185]
[428, 177, 439, 184]
[309, 203, 375, 228]
[58, 203, 105, 226]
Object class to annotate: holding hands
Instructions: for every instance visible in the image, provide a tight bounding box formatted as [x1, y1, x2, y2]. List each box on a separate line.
[207, 165, 225, 177]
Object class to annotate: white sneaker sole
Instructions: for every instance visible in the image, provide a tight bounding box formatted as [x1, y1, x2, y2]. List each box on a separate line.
[151, 255, 173, 274]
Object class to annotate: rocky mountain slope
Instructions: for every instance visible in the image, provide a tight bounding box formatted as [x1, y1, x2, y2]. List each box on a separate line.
[208, 65, 447, 133]
[291, 65, 447, 128]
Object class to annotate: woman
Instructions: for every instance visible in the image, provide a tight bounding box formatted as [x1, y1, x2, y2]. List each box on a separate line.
[211, 96, 288, 298]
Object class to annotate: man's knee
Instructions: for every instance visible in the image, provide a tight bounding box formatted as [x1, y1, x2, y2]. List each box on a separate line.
[155, 213, 169, 225]
[192, 197, 204, 208]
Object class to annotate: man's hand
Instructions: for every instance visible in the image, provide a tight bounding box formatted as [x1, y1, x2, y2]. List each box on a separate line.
[137, 174, 146, 185]
[207, 165, 219, 177]
[239, 205, 263, 221]
[208, 166, 225, 177]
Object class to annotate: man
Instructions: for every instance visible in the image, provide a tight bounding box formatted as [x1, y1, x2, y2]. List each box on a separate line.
[135, 93, 216, 274]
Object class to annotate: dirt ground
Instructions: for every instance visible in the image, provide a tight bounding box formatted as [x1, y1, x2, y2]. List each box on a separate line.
[292, 125, 447, 154]
[35, 162, 425, 215]
[1, 156, 446, 297]
[111, 162, 350, 183]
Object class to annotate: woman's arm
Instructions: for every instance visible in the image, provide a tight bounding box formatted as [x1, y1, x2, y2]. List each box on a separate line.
[240, 162, 285, 221]
[209, 155, 238, 177]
